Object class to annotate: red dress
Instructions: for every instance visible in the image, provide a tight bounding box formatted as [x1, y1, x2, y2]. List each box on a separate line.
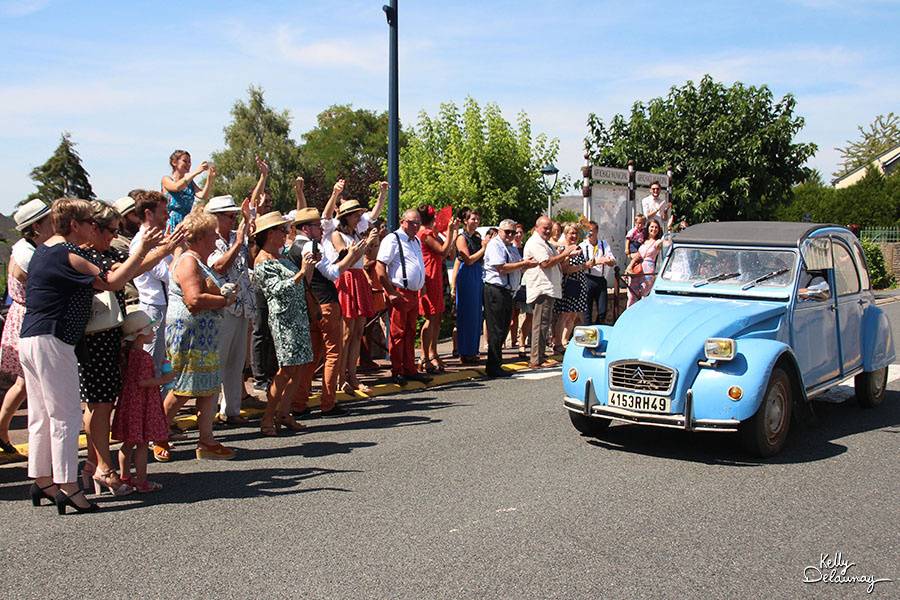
[334, 230, 375, 319]
[417, 226, 445, 316]
[111, 348, 169, 444]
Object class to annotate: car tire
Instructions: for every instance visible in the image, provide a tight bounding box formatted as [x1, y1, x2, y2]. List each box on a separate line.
[569, 411, 611, 436]
[855, 367, 887, 408]
[740, 367, 792, 457]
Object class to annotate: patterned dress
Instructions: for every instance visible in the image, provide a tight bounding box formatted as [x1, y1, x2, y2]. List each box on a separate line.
[254, 257, 313, 367]
[165, 253, 223, 397]
[111, 348, 169, 444]
[0, 276, 27, 378]
[72, 246, 128, 404]
[166, 184, 196, 232]
[555, 252, 588, 314]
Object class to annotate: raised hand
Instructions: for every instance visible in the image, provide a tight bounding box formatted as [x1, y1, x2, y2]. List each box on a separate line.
[138, 227, 164, 254]
[333, 179, 345, 196]
[294, 176, 304, 192]
[163, 223, 187, 253]
[379, 181, 389, 194]
[198, 161, 209, 172]
[256, 156, 269, 177]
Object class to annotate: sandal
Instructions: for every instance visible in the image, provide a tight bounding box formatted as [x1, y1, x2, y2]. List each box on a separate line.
[152, 442, 171, 463]
[260, 417, 278, 437]
[195, 441, 236, 460]
[275, 416, 306, 432]
[92, 468, 134, 496]
[430, 358, 446, 373]
[131, 479, 163, 493]
[80, 460, 97, 490]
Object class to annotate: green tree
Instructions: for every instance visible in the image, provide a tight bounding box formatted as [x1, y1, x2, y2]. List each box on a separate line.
[584, 75, 816, 223]
[212, 86, 303, 213]
[777, 167, 900, 227]
[834, 112, 900, 179]
[299, 104, 402, 208]
[399, 97, 565, 226]
[24, 132, 95, 204]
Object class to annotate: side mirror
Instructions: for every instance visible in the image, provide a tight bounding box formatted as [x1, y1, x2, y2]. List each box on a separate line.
[798, 282, 831, 302]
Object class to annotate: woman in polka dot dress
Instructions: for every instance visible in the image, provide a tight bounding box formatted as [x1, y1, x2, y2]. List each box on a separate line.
[74, 202, 175, 496]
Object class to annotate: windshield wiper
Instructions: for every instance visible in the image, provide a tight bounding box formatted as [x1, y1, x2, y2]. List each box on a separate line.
[741, 268, 789, 290]
[692, 271, 741, 288]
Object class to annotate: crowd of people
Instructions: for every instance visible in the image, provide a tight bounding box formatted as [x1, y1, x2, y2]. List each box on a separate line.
[0, 149, 675, 514]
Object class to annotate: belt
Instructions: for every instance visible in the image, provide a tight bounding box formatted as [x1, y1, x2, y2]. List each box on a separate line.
[485, 282, 512, 293]
[586, 273, 607, 281]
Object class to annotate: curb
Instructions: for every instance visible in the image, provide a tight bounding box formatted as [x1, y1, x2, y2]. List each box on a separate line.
[0, 358, 555, 464]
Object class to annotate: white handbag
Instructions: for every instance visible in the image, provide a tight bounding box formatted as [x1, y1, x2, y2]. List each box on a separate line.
[84, 291, 125, 334]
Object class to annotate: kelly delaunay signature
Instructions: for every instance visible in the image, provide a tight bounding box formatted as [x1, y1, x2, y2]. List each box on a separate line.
[803, 552, 892, 594]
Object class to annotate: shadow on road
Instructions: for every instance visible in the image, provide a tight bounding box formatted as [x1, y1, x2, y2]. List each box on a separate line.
[578, 390, 900, 465]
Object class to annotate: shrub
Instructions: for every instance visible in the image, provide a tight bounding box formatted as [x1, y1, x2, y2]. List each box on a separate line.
[860, 238, 895, 289]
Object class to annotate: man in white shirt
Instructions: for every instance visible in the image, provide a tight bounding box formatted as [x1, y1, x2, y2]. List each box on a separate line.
[130, 191, 173, 375]
[523, 216, 579, 368]
[482, 219, 537, 377]
[579, 220, 616, 325]
[376, 209, 430, 386]
[641, 181, 672, 231]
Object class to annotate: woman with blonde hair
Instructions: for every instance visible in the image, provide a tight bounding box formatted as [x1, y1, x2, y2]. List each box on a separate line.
[20, 198, 160, 514]
[553, 223, 593, 348]
[160, 209, 236, 460]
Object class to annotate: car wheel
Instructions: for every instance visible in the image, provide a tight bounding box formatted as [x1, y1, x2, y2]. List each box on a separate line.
[855, 367, 887, 408]
[740, 367, 792, 457]
[569, 411, 611, 436]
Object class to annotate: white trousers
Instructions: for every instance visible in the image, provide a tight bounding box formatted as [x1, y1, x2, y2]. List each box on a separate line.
[20, 335, 83, 483]
[218, 312, 250, 416]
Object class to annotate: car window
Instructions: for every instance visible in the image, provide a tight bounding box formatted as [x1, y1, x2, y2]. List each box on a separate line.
[851, 242, 870, 290]
[833, 243, 860, 296]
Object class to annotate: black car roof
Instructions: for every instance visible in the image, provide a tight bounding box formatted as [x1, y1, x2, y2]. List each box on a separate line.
[672, 221, 841, 248]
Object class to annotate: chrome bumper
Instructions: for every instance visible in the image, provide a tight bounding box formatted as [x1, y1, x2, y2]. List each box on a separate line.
[564, 377, 741, 433]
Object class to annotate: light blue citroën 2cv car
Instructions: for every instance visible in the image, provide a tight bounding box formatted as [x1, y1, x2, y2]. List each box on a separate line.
[561, 222, 894, 456]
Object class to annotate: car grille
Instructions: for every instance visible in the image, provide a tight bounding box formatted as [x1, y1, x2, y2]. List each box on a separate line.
[609, 361, 676, 394]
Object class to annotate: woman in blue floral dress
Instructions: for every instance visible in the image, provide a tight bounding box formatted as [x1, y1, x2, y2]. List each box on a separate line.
[164, 210, 236, 460]
[161, 149, 216, 232]
[253, 211, 315, 436]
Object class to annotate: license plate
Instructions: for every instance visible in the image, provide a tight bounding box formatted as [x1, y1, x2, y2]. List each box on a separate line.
[607, 391, 671, 413]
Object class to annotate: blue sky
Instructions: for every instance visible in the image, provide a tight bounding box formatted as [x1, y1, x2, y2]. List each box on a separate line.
[1, 0, 898, 214]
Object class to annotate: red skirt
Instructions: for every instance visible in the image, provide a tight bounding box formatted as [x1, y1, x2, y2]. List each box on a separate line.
[337, 268, 375, 320]
[418, 271, 445, 316]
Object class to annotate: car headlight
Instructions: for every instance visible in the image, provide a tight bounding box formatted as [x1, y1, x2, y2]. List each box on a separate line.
[573, 326, 600, 348]
[704, 338, 736, 361]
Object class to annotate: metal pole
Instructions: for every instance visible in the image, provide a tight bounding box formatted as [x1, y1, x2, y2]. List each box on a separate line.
[384, 0, 399, 231]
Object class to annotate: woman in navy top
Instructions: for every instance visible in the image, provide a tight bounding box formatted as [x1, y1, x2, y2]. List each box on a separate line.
[21, 198, 161, 514]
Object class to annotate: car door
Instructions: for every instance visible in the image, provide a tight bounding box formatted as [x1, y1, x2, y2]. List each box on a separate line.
[833, 240, 863, 374]
[792, 267, 841, 387]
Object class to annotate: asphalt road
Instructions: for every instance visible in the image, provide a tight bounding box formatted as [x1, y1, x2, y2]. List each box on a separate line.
[1, 305, 898, 599]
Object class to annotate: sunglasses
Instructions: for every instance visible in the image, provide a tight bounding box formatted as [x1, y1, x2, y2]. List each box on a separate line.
[503, 229, 516, 235]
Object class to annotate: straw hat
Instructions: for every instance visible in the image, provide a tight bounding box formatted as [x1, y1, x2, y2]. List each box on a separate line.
[205, 195, 241, 213]
[113, 196, 136, 217]
[14, 199, 51, 231]
[336, 199, 367, 219]
[253, 211, 289, 236]
[122, 307, 156, 341]
[293, 207, 321, 226]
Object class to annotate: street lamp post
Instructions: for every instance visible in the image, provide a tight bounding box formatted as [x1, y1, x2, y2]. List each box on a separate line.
[383, 0, 399, 231]
[540, 163, 559, 218]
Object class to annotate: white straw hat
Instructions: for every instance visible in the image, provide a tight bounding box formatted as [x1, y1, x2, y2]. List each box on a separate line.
[14, 199, 51, 231]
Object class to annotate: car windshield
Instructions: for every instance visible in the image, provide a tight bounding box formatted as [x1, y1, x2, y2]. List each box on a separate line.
[660, 247, 796, 289]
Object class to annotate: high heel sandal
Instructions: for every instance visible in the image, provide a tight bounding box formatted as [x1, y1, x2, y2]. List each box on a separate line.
[275, 415, 306, 432]
[420, 358, 438, 374]
[55, 489, 100, 515]
[130, 479, 163, 493]
[80, 460, 96, 491]
[260, 417, 278, 436]
[92, 468, 134, 497]
[29, 482, 58, 506]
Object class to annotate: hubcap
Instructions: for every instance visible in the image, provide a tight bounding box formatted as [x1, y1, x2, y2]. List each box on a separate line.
[765, 382, 787, 444]
[872, 367, 887, 397]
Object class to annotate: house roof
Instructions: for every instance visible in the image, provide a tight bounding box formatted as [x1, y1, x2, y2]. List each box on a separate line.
[832, 142, 900, 186]
[672, 221, 839, 248]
